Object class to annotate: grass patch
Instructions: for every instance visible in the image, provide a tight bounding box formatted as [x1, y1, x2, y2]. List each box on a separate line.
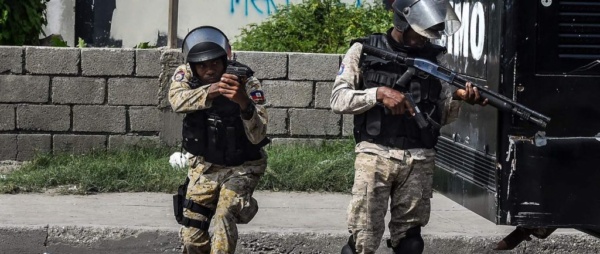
[259, 139, 356, 192]
[0, 147, 185, 194]
[0, 139, 356, 194]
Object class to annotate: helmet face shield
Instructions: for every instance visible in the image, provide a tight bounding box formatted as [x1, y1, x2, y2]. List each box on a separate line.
[182, 26, 229, 63]
[393, 0, 461, 39]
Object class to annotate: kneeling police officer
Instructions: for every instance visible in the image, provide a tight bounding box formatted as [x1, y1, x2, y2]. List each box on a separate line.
[169, 26, 269, 254]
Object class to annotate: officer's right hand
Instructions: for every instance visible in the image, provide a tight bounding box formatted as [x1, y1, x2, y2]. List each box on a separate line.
[376, 87, 415, 115]
[217, 74, 251, 107]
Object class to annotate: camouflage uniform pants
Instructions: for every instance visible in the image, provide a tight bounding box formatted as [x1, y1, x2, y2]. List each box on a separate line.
[347, 151, 435, 254]
[180, 154, 266, 254]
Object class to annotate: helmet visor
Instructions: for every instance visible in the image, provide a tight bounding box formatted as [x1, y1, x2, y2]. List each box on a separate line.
[182, 26, 229, 63]
[404, 0, 461, 39]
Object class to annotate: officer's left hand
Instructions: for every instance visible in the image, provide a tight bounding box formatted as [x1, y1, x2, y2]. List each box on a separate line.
[217, 74, 251, 108]
[454, 82, 488, 106]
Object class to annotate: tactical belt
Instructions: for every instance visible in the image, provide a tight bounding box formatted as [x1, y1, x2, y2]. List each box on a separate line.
[385, 136, 427, 150]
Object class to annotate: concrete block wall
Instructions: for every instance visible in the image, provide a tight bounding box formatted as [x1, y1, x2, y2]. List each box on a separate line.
[0, 46, 352, 161]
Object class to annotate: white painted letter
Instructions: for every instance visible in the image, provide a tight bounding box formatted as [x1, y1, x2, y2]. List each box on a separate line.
[470, 2, 485, 61]
[460, 2, 470, 58]
[453, 3, 463, 56]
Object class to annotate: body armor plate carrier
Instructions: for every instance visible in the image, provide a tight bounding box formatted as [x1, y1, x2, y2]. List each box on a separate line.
[353, 34, 446, 149]
[181, 61, 269, 167]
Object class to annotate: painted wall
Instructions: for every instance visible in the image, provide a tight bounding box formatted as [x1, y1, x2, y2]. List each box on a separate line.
[44, 0, 383, 48]
[43, 0, 76, 46]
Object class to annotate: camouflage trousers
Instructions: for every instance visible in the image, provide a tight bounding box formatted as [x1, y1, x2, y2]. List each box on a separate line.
[347, 151, 435, 254]
[180, 154, 266, 254]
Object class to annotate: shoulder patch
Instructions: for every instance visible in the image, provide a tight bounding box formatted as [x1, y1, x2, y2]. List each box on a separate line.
[172, 70, 185, 82]
[250, 90, 266, 105]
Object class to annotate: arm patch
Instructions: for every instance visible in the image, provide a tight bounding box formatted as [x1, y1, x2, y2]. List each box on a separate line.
[172, 70, 185, 82]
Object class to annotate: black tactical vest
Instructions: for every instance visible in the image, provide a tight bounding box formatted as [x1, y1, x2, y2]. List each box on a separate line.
[353, 34, 446, 149]
[182, 61, 268, 166]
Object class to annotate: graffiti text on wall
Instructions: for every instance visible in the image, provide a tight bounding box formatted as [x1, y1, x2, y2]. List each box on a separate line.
[230, 0, 289, 16]
[230, 0, 363, 16]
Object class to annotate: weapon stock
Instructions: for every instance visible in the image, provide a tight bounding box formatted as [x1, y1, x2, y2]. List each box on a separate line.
[361, 44, 551, 128]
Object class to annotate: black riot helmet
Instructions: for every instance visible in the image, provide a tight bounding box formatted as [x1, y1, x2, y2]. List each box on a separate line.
[392, 0, 461, 39]
[182, 26, 229, 63]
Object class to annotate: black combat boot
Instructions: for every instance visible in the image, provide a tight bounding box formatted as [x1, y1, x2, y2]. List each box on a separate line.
[341, 235, 357, 254]
[390, 227, 424, 254]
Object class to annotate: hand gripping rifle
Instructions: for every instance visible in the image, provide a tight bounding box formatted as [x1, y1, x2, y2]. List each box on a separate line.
[361, 44, 551, 128]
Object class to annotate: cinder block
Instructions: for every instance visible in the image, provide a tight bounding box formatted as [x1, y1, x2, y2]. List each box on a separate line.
[129, 106, 160, 132]
[158, 50, 185, 109]
[0, 105, 15, 131]
[108, 135, 161, 150]
[136, 49, 162, 77]
[81, 48, 134, 76]
[53, 135, 106, 154]
[73, 105, 126, 133]
[0, 75, 49, 103]
[266, 108, 288, 135]
[160, 50, 184, 70]
[52, 77, 105, 104]
[0, 134, 17, 160]
[342, 114, 354, 137]
[315, 82, 334, 109]
[17, 105, 70, 131]
[262, 81, 313, 108]
[233, 51, 287, 80]
[0, 46, 23, 74]
[158, 49, 184, 109]
[289, 53, 340, 81]
[108, 78, 158, 106]
[25, 47, 79, 74]
[17, 134, 51, 161]
[289, 109, 341, 136]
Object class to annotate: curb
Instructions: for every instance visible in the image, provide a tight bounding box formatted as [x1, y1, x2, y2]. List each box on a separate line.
[2, 226, 599, 254]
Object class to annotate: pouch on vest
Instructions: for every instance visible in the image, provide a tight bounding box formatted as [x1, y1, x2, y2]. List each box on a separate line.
[182, 113, 206, 156]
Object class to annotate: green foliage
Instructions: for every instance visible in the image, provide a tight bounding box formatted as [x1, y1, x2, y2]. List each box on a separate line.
[49, 35, 68, 47]
[0, 147, 184, 194]
[77, 37, 87, 48]
[232, 0, 393, 54]
[259, 139, 356, 192]
[0, 139, 357, 194]
[134, 41, 157, 49]
[0, 0, 50, 45]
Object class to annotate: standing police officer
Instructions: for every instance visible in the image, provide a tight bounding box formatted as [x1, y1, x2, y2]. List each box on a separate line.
[331, 1, 487, 253]
[169, 26, 269, 254]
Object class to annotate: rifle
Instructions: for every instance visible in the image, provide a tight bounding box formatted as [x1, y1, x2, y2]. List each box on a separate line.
[361, 44, 551, 128]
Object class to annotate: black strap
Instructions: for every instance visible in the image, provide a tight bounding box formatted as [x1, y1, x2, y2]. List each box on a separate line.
[180, 217, 210, 231]
[183, 199, 215, 219]
[226, 126, 236, 154]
